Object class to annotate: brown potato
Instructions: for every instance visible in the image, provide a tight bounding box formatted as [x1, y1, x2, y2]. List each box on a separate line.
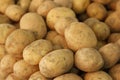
[0, 45, 6, 61]
[20, 12, 47, 39]
[0, 14, 11, 24]
[99, 43, 120, 68]
[39, 49, 74, 78]
[65, 22, 97, 51]
[108, 33, 120, 43]
[92, 0, 112, 5]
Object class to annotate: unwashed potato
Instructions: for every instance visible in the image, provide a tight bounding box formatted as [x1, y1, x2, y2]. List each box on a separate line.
[92, 0, 112, 5]
[84, 71, 113, 80]
[95, 41, 106, 50]
[0, 23, 16, 44]
[53, 73, 83, 80]
[5, 29, 36, 55]
[72, 0, 90, 14]
[20, 12, 47, 39]
[0, 0, 15, 13]
[65, 22, 97, 51]
[0, 14, 11, 24]
[99, 43, 120, 68]
[75, 48, 104, 72]
[39, 49, 74, 78]
[23, 39, 53, 65]
[109, 64, 120, 80]
[37, 0, 58, 18]
[5, 5, 25, 21]
[108, 33, 120, 43]
[46, 7, 76, 30]
[54, 17, 78, 36]
[13, 60, 39, 79]
[0, 45, 6, 60]
[87, 2, 107, 20]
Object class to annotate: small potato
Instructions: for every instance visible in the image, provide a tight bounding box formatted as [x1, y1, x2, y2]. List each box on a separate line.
[99, 43, 120, 68]
[0, 45, 6, 61]
[92, 0, 112, 5]
[39, 49, 74, 78]
[0, 14, 11, 24]
[108, 33, 120, 43]
[5, 5, 25, 21]
[46, 7, 76, 30]
[84, 71, 113, 80]
[95, 41, 106, 50]
[75, 48, 104, 72]
[65, 22, 97, 51]
[87, 2, 107, 20]
[23, 39, 53, 65]
[73, 0, 90, 14]
[109, 64, 120, 80]
[37, 0, 58, 18]
[20, 12, 47, 39]
[53, 73, 83, 80]
[5, 29, 36, 55]
[54, 17, 78, 36]
[13, 60, 39, 79]
[0, 23, 16, 44]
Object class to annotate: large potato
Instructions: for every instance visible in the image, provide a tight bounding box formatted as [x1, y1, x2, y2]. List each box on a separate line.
[0, 14, 11, 24]
[65, 22, 97, 51]
[108, 33, 120, 43]
[20, 12, 47, 39]
[39, 49, 74, 78]
[0, 45, 6, 61]
[46, 7, 76, 30]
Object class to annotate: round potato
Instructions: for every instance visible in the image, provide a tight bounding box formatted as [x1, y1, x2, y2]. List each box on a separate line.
[0, 23, 16, 44]
[65, 22, 97, 51]
[99, 43, 120, 68]
[53, 73, 83, 80]
[0, 45, 6, 61]
[46, 7, 76, 30]
[0, 14, 11, 24]
[39, 49, 74, 78]
[108, 33, 120, 43]
[75, 48, 104, 72]
[5, 29, 36, 55]
[92, 0, 112, 5]
[20, 12, 47, 39]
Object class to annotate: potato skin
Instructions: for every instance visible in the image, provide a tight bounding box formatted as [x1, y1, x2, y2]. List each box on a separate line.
[39, 49, 74, 78]
[0, 45, 6, 61]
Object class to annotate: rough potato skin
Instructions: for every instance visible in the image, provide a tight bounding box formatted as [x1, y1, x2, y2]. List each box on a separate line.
[39, 49, 74, 78]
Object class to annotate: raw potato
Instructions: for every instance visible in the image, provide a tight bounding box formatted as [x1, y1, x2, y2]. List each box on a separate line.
[116, 0, 120, 11]
[46, 31, 58, 42]
[108, 33, 120, 43]
[54, 0, 72, 8]
[23, 39, 53, 65]
[92, 0, 112, 5]
[65, 22, 97, 51]
[53, 73, 83, 80]
[84, 71, 113, 80]
[46, 7, 76, 30]
[13, 60, 39, 79]
[5, 73, 23, 80]
[0, 14, 11, 24]
[115, 39, 120, 47]
[0, 45, 6, 60]
[39, 49, 74, 78]
[87, 2, 107, 20]
[5, 29, 36, 55]
[73, 0, 90, 14]
[20, 12, 47, 39]
[29, 71, 49, 80]
[0, 0, 15, 13]
[5, 5, 25, 21]
[99, 43, 120, 68]
[0, 23, 16, 44]
[109, 64, 120, 80]
[75, 48, 104, 72]
[37, 0, 58, 18]
[0, 69, 9, 80]
[54, 17, 78, 36]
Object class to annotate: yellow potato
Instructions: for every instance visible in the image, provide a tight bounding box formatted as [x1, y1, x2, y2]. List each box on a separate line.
[108, 33, 120, 43]
[0, 14, 11, 24]
[0, 45, 6, 61]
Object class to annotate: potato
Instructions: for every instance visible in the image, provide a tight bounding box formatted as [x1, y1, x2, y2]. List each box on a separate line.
[5, 5, 25, 21]
[13, 60, 39, 79]
[109, 64, 120, 80]
[73, 0, 90, 14]
[65, 22, 97, 51]
[29, 71, 49, 80]
[0, 23, 16, 44]
[0, 69, 9, 80]
[107, 0, 119, 10]
[46, 7, 76, 30]
[46, 31, 58, 42]
[5, 29, 36, 55]
[108, 33, 120, 43]
[115, 39, 120, 47]
[116, 1, 120, 12]
[99, 43, 120, 68]
[75, 48, 104, 72]
[54, 0, 72, 8]
[39, 49, 74, 78]
[84, 71, 113, 80]
[54, 17, 78, 36]
[95, 41, 106, 50]
[53, 73, 83, 80]
[87, 2, 107, 20]
[0, 45, 6, 61]
[23, 39, 53, 65]
[92, 0, 112, 5]
[20, 12, 47, 39]
[37, 0, 58, 18]
[0, 0, 15, 13]
[0, 14, 11, 24]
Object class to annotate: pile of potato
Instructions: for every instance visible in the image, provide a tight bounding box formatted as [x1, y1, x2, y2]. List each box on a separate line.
[0, 0, 120, 80]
